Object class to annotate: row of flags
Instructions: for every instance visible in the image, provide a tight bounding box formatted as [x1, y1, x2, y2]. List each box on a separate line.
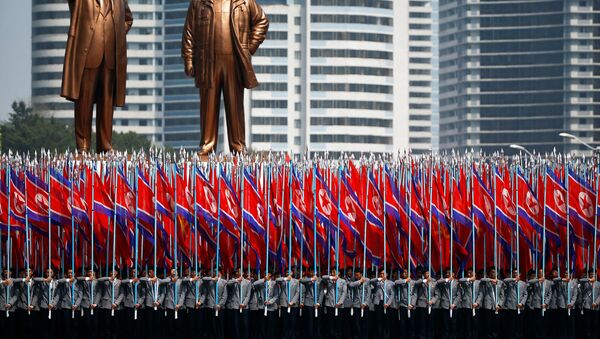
[0, 153, 598, 278]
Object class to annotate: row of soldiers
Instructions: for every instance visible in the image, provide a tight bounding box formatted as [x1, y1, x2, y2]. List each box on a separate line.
[0, 265, 599, 339]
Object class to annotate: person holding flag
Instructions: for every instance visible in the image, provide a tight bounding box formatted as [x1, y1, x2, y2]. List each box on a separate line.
[500, 269, 528, 339]
[395, 269, 414, 339]
[54, 269, 81, 338]
[473, 266, 502, 339]
[320, 268, 348, 339]
[201, 269, 228, 339]
[253, 271, 280, 339]
[349, 269, 372, 339]
[225, 269, 252, 339]
[299, 267, 321, 337]
[455, 268, 479, 339]
[276, 269, 300, 339]
[411, 267, 436, 339]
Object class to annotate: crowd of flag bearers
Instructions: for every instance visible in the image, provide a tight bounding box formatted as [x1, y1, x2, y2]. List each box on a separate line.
[2, 150, 600, 338]
[2, 264, 600, 339]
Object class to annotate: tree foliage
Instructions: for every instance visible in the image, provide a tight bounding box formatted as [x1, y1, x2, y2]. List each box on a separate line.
[1, 101, 152, 153]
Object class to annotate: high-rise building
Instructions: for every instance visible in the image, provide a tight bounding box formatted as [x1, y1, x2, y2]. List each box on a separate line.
[31, 0, 164, 143]
[439, 0, 600, 155]
[32, 0, 434, 155]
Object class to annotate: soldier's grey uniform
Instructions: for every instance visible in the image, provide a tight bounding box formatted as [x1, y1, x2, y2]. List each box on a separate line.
[277, 277, 300, 308]
[157, 278, 183, 310]
[0, 279, 18, 312]
[55, 278, 82, 310]
[32, 278, 60, 310]
[94, 278, 121, 310]
[76, 277, 100, 310]
[299, 277, 321, 307]
[253, 278, 279, 311]
[350, 278, 373, 308]
[226, 278, 252, 309]
[320, 276, 348, 308]
[201, 277, 228, 309]
[500, 278, 528, 310]
[431, 278, 459, 309]
[475, 278, 503, 310]
[178, 278, 201, 309]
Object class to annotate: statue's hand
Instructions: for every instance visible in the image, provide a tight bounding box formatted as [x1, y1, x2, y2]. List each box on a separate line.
[185, 62, 195, 77]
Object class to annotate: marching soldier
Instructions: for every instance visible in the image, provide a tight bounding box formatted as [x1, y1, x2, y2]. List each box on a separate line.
[455, 268, 479, 339]
[94, 269, 121, 338]
[32, 268, 60, 338]
[254, 271, 280, 339]
[226, 269, 252, 339]
[321, 268, 347, 339]
[116, 269, 143, 333]
[369, 270, 394, 339]
[1, 270, 18, 337]
[549, 270, 577, 339]
[76, 269, 100, 338]
[248, 270, 262, 339]
[277, 269, 300, 339]
[431, 268, 458, 339]
[55, 269, 82, 338]
[500, 269, 528, 339]
[524, 269, 552, 339]
[350, 270, 371, 339]
[474, 267, 503, 339]
[577, 269, 600, 339]
[178, 268, 201, 339]
[299, 268, 321, 337]
[395, 269, 413, 339]
[139, 268, 163, 339]
[411, 268, 436, 339]
[157, 268, 183, 337]
[12, 269, 36, 339]
[201, 269, 228, 339]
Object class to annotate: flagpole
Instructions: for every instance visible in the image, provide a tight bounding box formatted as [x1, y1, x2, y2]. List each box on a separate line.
[172, 162, 179, 320]
[449, 163, 454, 318]
[288, 159, 294, 314]
[153, 160, 159, 310]
[70, 160, 76, 319]
[215, 162, 221, 317]
[265, 159, 272, 317]
[492, 164, 499, 315]
[312, 162, 319, 318]
[134, 162, 140, 320]
[407, 160, 412, 319]
[470, 159, 476, 317]
[193, 162, 199, 309]
[360, 161, 370, 318]
[6, 160, 11, 319]
[428, 160, 433, 315]
[515, 163, 521, 315]
[47, 160, 52, 320]
[541, 161, 548, 317]
[382, 162, 387, 316]
[593, 158, 599, 309]
[111, 161, 117, 317]
[90, 161, 96, 315]
[240, 158, 245, 313]
[25, 160, 31, 315]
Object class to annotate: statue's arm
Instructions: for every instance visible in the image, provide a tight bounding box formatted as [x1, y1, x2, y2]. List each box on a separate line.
[181, 1, 196, 74]
[248, 0, 269, 55]
[124, 0, 133, 33]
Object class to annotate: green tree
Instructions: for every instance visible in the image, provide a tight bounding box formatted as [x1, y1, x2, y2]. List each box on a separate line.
[1, 101, 74, 153]
[1, 101, 153, 153]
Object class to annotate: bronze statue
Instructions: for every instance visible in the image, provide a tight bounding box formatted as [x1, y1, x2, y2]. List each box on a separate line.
[182, 0, 269, 155]
[61, 0, 133, 152]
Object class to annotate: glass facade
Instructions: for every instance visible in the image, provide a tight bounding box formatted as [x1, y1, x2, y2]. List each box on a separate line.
[439, 0, 600, 154]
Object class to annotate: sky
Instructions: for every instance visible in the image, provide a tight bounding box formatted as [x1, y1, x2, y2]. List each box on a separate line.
[0, 1, 32, 121]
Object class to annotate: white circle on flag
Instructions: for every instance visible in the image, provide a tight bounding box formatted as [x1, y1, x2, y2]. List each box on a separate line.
[554, 190, 566, 214]
[526, 191, 539, 216]
[204, 187, 217, 214]
[484, 196, 493, 220]
[344, 196, 356, 222]
[318, 189, 332, 216]
[578, 192, 594, 219]
[35, 193, 48, 209]
[125, 192, 135, 214]
[372, 196, 383, 217]
[502, 189, 516, 216]
[225, 189, 239, 218]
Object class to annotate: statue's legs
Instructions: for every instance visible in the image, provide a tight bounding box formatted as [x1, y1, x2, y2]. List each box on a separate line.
[74, 58, 115, 153]
[199, 53, 245, 155]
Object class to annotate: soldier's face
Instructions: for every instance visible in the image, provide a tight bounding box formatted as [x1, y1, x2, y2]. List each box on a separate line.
[67, 270, 73, 278]
[401, 271, 408, 279]
[148, 270, 155, 278]
[354, 273, 361, 280]
[489, 270, 496, 279]
[551, 270, 558, 279]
